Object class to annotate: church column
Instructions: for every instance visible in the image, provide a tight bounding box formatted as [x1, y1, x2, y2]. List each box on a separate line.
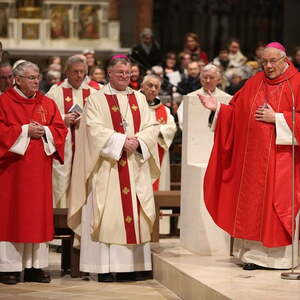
[283, 0, 300, 55]
[136, 0, 153, 37]
[108, 0, 119, 21]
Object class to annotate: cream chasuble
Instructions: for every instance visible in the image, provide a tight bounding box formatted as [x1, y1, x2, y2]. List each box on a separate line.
[46, 79, 98, 208]
[68, 84, 160, 246]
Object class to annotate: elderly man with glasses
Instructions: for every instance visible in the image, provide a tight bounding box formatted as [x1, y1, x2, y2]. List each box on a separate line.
[0, 61, 67, 284]
[46, 55, 99, 208]
[199, 42, 300, 270]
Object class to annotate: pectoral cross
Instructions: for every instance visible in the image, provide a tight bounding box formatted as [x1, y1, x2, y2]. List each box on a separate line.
[120, 118, 128, 130]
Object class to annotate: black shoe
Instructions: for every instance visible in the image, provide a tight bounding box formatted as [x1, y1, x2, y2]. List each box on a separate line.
[24, 268, 51, 283]
[0, 272, 18, 285]
[135, 271, 153, 281]
[116, 272, 136, 282]
[242, 263, 264, 270]
[97, 273, 114, 282]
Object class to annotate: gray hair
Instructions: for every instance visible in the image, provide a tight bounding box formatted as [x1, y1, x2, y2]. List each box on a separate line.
[0, 62, 12, 69]
[140, 28, 153, 38]
[151, 65, 163, 75]
[65, 55, 88, 72]
[13, 61, 39, 77]
[142, 74, 162, 86]
[263, 47, 287, 57]
[200, 64, 221, 78]
[107, 56, 130, 70]
[46, 70, 61, 81]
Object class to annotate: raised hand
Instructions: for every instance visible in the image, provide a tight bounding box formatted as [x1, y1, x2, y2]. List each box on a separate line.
[198, 91, 217, 111]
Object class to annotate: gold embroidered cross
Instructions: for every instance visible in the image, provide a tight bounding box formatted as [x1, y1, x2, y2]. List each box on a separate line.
[36, 105, 47, 123]
[122, 187, 130, 195]
[125, 216, 132, 223]
[119, 159, 127, 167]
[131, 104, 138, 111]
[158, 117, 166, 124]
[65, 96, 72, 102]
[112, 106, 119, 112]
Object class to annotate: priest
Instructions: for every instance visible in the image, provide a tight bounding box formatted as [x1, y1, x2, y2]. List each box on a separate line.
[68, 55, 160, 282]
[141, 74, 176, 191]
[177, 64, 232, 130]
[46, 55, 99, 208]
[0, 61, 67, 284]
[199, 42, 300, 270]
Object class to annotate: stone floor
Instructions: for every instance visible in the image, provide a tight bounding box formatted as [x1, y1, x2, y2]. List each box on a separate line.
[0, 246, 181, 300]
[152, 241, 300, 300]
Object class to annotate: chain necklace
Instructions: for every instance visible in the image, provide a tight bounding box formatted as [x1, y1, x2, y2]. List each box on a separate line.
[108, 84, 130, 131]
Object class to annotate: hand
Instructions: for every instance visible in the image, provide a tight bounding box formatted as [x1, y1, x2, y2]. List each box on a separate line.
[73, 112, 82, 129]
[255, 104, 275, 123]
[28, 122, 45, 139]
[198, 92, 217, 111]
[64, 113, 78, 127]
[123, 137, 139, 153]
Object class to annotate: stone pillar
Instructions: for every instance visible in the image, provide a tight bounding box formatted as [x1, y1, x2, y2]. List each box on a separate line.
[136, 0, 153, 37]
[283, 0, 300, 55]
[119, 0, 137, 48]
[108, 0, 119, 21]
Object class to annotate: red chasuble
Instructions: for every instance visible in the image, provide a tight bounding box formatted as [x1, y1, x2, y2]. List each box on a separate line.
[0, 88, 67, 243]
[204, 63, 300, 247]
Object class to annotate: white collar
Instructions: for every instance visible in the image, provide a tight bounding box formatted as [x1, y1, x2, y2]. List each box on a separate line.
[107, 83, 130, 95]
[14, 86, 36, 99]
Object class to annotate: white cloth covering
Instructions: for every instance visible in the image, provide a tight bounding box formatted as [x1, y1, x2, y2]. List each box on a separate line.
[46, 79, 98, 208]
[0, 242, 48, 272]
[80, 194, 152, 273]
[233, 216, 299, 269]
[177, 87, 232, 130]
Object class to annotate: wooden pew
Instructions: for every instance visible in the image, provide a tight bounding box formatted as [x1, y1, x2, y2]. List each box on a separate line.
[151, 190, 181, 242]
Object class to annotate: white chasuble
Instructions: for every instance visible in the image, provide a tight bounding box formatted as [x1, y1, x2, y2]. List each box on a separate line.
[68, 84, 160, 246]
[46, 79, 98, 208]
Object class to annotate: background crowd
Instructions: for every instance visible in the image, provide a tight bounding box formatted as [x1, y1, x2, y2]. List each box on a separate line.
[2, 29, 300, 163]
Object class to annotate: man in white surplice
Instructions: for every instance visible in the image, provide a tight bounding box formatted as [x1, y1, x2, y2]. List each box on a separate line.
[68, 55, 160, 282]
[177, 64, 232, 130]
[46, 55, 99, 208]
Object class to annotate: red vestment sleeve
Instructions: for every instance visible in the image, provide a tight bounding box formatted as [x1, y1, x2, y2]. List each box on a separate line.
[0, 101, 22, 158]
[46, 97, 68, 164]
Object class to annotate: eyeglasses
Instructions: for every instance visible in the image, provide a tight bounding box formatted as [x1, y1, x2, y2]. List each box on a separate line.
[261, 56, 285, 66]
[113, 71, 131, 77]
[18, 75, 40, 81]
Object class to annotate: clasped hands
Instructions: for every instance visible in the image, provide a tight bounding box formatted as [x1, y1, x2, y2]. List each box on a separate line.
[28, 121, 45, 139]
[123, 136, 139, 154]
[64, 112, 82, 128]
